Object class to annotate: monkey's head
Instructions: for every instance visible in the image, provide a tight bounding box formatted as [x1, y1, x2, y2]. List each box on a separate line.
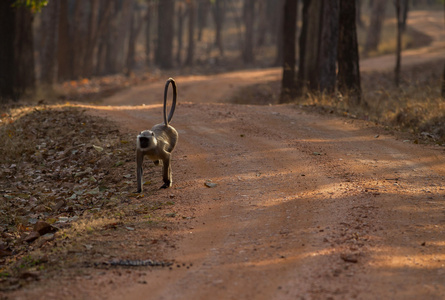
[137, 130, 157, 149]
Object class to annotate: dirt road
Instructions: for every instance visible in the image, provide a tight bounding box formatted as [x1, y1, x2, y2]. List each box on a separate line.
[96, 11, 445, 299]
[6, 10, 444, 300]
[82, 100, 443, 300]
[9, 101, 444, 300]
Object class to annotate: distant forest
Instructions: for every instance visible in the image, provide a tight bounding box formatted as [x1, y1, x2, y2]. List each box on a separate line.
[0, 0, 444, 102]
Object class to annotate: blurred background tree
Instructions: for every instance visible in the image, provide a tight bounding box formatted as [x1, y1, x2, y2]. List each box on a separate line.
[0, 0, 443, 103]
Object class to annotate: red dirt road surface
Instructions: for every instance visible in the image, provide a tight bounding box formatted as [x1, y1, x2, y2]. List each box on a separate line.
[91, 102, 444, 300]
[5, 10, 445, 300]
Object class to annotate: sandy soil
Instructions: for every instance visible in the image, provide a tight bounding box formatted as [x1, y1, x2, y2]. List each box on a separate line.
[5, 10, 445, 300]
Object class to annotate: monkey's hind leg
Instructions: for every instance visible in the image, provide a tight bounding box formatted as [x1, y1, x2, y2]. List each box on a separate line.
[160, 156, 172, 189]
[136, 151, 144, 193]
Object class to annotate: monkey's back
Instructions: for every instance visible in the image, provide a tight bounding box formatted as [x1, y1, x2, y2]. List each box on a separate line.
[151, 123, 178, 154]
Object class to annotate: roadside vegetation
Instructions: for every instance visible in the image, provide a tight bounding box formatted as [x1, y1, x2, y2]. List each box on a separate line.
[231, 60, 445, 145]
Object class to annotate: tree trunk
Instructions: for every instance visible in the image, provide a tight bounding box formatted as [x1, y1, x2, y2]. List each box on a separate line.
[126, 3, 145, 73]
[0, 0, 16, 100]
[296, 0, 310, 94]
[242, 0, 255, 64]
[105, 0, 120, 74]
[338, 0, 362, 105]
[176, 2, 186, 65]
[297, 0, 340, 94]
[115, 0, 134, 73]
[401, 0, 409, 31]
[395, 0, 402, 87]
[145, 1, 153, 66]
[280, 0, 298, 103]
[212, 0, 225, 57]
[272, 0, 285, 67]
[15, 6, 36, 99]
[57, 0, 71, 81]
[318, 0, 339, 94]
[305, 1, 322, 91]
[156, 0, 175, 69]
[364, 0, 386, 55]
[197, 0, 210, 41]
[72, 1, 88, 78]
[256, 0, 267, 47]
[40, 0, 60, 86]
[185, 0, 196, 66]
[104, 0, 133, 74]
[0, 2, 35, 101]
[83, 0, 100, 78]
[95, 0, 115, 76]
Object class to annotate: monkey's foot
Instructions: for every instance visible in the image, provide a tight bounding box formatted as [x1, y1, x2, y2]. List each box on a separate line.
[159, 181, 172, 189]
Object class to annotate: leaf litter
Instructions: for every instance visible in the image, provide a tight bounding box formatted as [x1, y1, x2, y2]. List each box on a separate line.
[0, 105, 178, 291]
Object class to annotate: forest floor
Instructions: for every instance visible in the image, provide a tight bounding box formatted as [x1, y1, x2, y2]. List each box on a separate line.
[1, 10, 444, 300]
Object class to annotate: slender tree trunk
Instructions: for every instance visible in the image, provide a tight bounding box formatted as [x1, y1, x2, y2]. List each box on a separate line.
[256, 0, 267, 47]
[95, 0, 114, 76]
[145, 1, 153, 66]
[395, 0, 402, 87]
[13, 6, 35, 99]
[72, 1, 88, 78]
[229, 0, 244, 54]
[126, 3, 145, 73]
[0, 0, 16, 100]
[115, 0, 135, 73]
[176, 2, 185, 65]
[105, 0, 119, 74]
[305, 1, 322, 91]
[401, 0, 409, 31]
[156, 0, 175, 69]
[296, 0, 310, 94]
[272, 0, 285, 67]
[364, 0, 386, 55]
[242, 0, 255, 64]
[318, 0, 339, 94]
[105, 0, 133, 74]
[338, 0, 362, 105]
[212, 0, 225, 57]
[266, 0, 280, 45]
[40, 0, 60, 86]
[185, 0, 196, 66]
[280, 0, 298, 103]
[83, 0, 100, 78]
[197, 0, 210, 41]
[57, 0, 71, 81]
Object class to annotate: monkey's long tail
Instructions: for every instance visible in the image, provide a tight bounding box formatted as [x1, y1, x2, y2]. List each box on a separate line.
[163, 78, 177, 126]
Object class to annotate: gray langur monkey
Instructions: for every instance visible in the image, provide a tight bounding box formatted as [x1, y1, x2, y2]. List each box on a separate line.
[136, 78, 178, 192]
